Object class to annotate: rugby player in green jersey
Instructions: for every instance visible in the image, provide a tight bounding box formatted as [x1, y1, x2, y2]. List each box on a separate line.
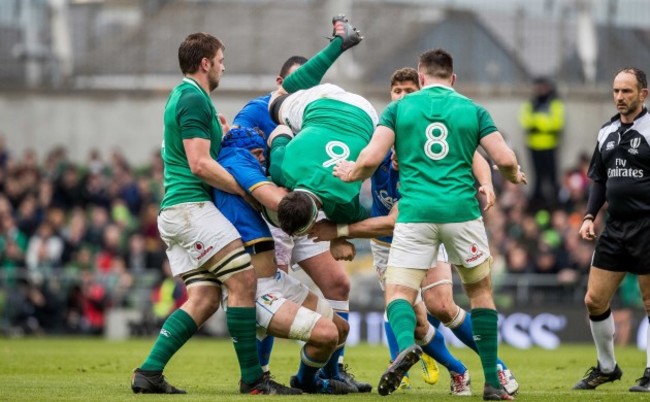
[261, 15, 373, 392]
[334, 49, 526, 400]
[131, 33, 297, 395]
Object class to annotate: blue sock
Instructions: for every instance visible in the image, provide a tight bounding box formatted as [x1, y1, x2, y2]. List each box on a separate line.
[322, 344, 344, 378]
[296, 346, 327, 385]
[420, 328, 466, 374]
[257, 336, 274, 370]
[427, 313, 441, 328]
[451, 312, 507, 369]
[384, 319, 399, 361]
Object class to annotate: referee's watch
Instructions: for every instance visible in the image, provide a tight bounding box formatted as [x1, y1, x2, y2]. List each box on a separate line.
[583, 214, 595, 222]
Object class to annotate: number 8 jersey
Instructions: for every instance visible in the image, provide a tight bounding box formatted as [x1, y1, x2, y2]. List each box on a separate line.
[380, 84, 497, 223]
[270, 83, 378, 224]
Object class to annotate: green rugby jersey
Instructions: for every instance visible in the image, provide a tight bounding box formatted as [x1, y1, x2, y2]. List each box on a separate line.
[160, 78, 223, 209]
[270, 98, 372, 223]
[380, 85, 496, 223]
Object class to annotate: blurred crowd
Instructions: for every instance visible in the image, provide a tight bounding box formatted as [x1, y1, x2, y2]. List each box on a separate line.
[0, 135, 186, 335]
[0, 135, 621, 337]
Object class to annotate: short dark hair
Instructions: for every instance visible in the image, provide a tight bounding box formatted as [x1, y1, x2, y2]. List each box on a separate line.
[390, 67, 419, 89]
[279, 56, 308, 78]
[616, 67, 648, 90]
[418, 49, 454, 80]
[178, 33, 225, 75]
[277, 191, 318, 236]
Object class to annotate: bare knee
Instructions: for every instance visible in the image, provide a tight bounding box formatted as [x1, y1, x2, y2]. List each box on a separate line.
[584, 291, 610, 315]
[309, 319, 339, 351]
[424, 296, 456, 323]
[319, 271, 350, 300]
[224, 269, 257, 304]
[333, 315, 349, 343]
[184, 288, 221, 323]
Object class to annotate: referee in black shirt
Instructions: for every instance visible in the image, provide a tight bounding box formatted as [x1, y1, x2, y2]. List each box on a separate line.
[573, 67, 650, 393]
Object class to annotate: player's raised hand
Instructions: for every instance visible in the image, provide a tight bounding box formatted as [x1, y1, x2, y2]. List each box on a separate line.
[333, 160, 356, 182]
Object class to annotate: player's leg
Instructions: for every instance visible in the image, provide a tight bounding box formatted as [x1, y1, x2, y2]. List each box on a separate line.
[280, 16, 362, 94]
[422, 252, 518, 395]
[290, 230, 371, 392]
[132, 203, 239, 394]
[132, 283, 218, 394]
[442, 218, 512, 401]
[377, 223, 436, 396]
[260, 271, 349, 394]
[573, 266, 625, 389]
[371, 241, 411, 390]
[413, 300, 471, 396]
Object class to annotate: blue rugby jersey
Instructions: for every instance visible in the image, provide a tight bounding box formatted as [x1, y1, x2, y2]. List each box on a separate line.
[370, 151, 400, 244]
[212, 147, 273, 246]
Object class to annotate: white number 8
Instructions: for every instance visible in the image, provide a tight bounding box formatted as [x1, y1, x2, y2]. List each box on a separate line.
[322, 141, 350, 167]
[424, 122, 449, 160]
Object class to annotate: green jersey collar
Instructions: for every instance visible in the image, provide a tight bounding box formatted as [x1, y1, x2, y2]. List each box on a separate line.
[182, 77, 209, 97]
[420, 83, 456, 92]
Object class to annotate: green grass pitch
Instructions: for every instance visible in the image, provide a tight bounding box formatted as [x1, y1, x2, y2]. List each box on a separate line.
[0, 337, 648, 401]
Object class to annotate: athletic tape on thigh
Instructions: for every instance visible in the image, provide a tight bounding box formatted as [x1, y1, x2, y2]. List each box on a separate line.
[315, 298, 334, 320]
[207, 248, 253, 282]
[444, 306, 466, 329]
[385, 266, 427, 290]
[289, 306, 322, 342]
[421, 278, 453, 293]
[456, 256, 492, 284]
[180, 268, 222, 288]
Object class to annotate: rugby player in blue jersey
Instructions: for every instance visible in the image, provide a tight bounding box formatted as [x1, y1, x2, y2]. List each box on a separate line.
[212, 127, 356, 394]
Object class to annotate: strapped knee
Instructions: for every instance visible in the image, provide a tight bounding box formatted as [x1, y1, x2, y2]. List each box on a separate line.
[290, 306, 322, 342]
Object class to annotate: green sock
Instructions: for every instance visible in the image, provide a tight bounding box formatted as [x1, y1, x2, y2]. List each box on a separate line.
[226, 307, 263, 385]
[140, 308, 197, 371]
[281, 37, 344, 93]
[471, 308, 500, 388]
[386, 299, 417, 352]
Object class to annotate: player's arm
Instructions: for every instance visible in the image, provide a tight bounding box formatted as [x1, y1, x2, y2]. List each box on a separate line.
[184, 138, 246, 197]
[334, 126, 395, 182]
[479, 131, 526, 185]
[579, 143, 606, 241]
[309, 203, 398, 242]
[472, 151, 496, 211]
[250, 183, 288, 211]
[267, 125, 294, 186]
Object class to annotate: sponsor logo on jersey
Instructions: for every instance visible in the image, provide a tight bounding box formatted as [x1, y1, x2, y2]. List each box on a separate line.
[608, 157, 644, 178]
[377, 189, 396, 210]
[605, 141, 615, 151]
[629, 137, 641, 155]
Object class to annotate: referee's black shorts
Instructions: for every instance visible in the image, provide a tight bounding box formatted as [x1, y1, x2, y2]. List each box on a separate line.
[592, 215, 650, 275]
